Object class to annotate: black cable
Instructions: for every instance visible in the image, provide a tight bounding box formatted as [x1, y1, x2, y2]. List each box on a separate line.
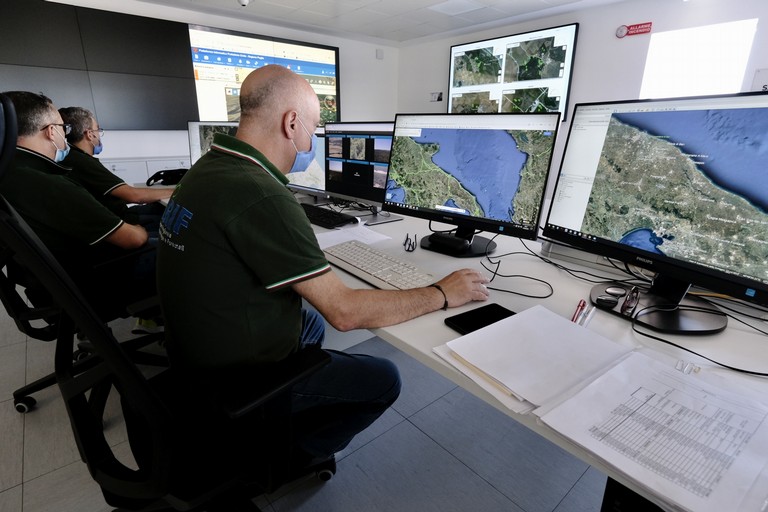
[475, 234, 553, 299]
[519, 238, 642, 286]
[630, 304, 768, 377]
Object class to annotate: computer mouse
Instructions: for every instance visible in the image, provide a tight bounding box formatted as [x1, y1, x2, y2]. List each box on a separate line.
[605, 286, 627, 297]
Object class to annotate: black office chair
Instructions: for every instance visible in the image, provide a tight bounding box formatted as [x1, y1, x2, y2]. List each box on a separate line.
[0, 93, 335, 510]
[0, 93, 166, 413]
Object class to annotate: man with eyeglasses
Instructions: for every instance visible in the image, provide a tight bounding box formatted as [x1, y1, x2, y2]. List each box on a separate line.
[59, 106, 171, 233]
[0, 91, 156, 312]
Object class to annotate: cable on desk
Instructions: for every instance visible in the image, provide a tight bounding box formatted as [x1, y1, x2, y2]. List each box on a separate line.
[521, 238, 644, 286]
[474, 234, 553, 299]
[630, 303, 768, 377]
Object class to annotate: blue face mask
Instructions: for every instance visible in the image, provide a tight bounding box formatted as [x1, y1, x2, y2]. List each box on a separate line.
[52, 130, 70, 163]
[90, 129, 103, 155]
[289, 118, 317, 174]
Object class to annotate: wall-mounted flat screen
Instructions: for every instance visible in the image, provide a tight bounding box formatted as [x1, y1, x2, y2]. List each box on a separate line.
[188, 24, 339, 126]
[448, 23, 578, 120]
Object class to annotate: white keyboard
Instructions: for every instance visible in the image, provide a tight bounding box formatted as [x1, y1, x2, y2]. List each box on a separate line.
[324, 240, 435, 290]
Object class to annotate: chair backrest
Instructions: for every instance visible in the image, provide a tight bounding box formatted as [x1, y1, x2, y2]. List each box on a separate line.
[0, 94, 17, 180]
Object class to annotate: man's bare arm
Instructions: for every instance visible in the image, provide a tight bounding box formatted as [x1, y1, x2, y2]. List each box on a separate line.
[111, 184, 173, 204]
[105, 222, 148, 249]
[293, 268, 489, 332]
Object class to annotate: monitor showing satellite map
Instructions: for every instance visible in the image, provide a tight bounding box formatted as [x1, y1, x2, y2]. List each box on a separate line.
[384, 112, 560, 256]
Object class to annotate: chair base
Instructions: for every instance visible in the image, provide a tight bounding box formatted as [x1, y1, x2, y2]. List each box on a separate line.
[12, 331, 166, 414]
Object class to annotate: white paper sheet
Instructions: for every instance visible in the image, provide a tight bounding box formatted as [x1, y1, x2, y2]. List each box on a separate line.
[433, 344, 535, 414]
[445, 304, 632, 406]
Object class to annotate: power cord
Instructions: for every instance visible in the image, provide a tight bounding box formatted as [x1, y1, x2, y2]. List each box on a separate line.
[630, 303, 768, 377]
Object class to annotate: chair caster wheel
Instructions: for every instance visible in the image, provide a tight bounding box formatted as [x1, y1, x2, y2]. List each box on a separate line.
[317, 468, 334, 482]
[314, 457, 336, 482]
[73, 349, 90, 361]
[14, 396, 36, 413]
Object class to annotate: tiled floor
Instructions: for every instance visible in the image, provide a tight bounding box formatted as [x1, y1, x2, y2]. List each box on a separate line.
[0, 312, 607, 512]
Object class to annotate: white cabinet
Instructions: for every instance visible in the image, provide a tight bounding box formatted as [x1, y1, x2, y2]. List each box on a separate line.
[100, 157, 190, 186]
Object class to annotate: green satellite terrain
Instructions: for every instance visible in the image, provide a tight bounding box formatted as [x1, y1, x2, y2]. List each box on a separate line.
[585, 116, 768, 280]
[452, 47, 502, 87]
[504, 37, 566, 82]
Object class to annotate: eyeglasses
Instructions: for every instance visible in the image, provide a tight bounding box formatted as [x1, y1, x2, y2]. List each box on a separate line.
[403, 233, 417, 252]
[621, 286, 640, 316]
[89, 128, 105, 137]
[44, 123, 72, 136]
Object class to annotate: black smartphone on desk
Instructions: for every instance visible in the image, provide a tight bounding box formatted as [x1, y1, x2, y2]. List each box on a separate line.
[444, 303, 515, 335]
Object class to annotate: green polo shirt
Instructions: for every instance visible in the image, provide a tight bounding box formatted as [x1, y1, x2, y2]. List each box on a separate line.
[157, 133, 331, 370]
[0, 147, 124, 272]
[63, 146, 128, 217]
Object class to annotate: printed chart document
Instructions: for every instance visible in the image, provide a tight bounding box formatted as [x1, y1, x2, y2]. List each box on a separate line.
[437, 305, 633, 407]
[539, 351, 768, 512]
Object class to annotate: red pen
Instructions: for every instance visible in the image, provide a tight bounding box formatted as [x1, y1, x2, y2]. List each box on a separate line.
[571, 299, 586, 322]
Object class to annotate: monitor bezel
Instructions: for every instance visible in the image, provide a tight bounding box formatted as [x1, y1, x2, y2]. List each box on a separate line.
[542, 91, 768, 307]
[383, 111, 561, 243]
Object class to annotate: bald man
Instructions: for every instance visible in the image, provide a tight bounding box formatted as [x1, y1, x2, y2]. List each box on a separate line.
[0, 91, 156, 311]
[157, 65, 489, 463]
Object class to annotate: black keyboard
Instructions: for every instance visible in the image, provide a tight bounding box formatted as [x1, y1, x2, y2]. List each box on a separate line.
[300, 203, 357, 229]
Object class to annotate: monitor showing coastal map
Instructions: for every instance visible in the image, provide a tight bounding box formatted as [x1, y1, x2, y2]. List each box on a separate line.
[383, 112, 560, 257]
[448, 23, 578, 119]
[544, 92, 768, 333]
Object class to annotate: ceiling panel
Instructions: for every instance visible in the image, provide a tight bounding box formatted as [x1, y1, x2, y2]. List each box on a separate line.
[128, 0, 628, 45]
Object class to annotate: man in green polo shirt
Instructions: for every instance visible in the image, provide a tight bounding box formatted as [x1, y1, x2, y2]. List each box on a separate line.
[58, 106, 171, 233]
[0, 91, 156, 312]
[157, 65, 490, 464]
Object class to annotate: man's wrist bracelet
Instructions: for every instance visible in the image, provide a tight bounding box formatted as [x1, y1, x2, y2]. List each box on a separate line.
[429, 283, 448, 310]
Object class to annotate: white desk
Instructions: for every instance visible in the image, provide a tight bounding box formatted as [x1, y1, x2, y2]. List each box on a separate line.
[321, 216, 768, 512]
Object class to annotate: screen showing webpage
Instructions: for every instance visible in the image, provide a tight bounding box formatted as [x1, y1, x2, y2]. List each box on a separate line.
[189, 25, 338, 125]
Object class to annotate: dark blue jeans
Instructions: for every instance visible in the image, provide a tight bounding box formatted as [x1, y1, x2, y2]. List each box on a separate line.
[291, 309, 401, 459]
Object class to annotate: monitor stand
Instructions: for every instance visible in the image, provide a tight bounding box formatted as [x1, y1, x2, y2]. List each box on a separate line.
[361, 208, 403, 226]
[589, 274, 727, 335]
[420, 226, 496, 258]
